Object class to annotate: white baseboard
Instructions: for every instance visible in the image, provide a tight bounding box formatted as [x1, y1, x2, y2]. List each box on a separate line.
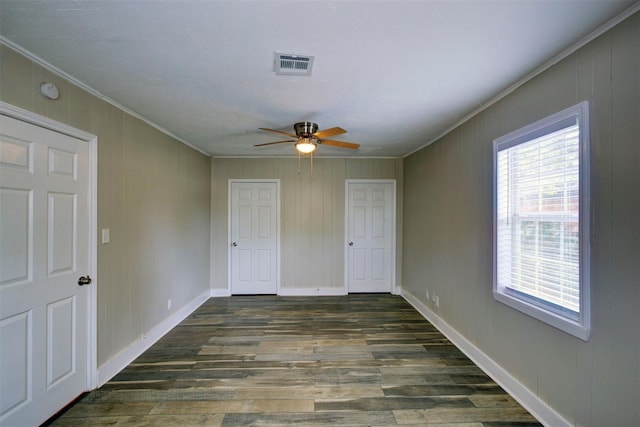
[211, 287, 347, 297]
[401, 289, 571, 427]
[210, 288, 231, 297]
[96, 290, 210, 386]
[278, 287, 347, 296]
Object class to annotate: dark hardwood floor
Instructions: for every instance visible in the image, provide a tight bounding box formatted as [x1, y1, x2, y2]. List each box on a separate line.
[53, 294, 541, 426]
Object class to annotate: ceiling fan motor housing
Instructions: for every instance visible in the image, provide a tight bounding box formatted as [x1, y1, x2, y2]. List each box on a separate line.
[294, 122, 318, 137]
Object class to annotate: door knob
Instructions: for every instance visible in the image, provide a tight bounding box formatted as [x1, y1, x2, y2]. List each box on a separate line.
[78, 275, 92, 286]
[232, 242, 237, 247]
[348, 242, 353, 246]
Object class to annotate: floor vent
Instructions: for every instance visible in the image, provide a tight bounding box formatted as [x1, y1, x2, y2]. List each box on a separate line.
[274, 53, 314, 76]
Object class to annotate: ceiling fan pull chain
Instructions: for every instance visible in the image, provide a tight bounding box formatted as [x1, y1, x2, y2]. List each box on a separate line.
[310, 152, 313, 176]
[298, 151, 301, 174]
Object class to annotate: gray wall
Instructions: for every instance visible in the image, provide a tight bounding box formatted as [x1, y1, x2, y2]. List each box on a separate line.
[0, 44, 212, 366]
[210, 157, 403, 293]
[402, 13, 639, 426]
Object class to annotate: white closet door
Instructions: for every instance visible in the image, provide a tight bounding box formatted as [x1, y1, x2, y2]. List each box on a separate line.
[230, 181, 279, 294]
[346, 180, 395, 293]
[1, 115, 90, 426]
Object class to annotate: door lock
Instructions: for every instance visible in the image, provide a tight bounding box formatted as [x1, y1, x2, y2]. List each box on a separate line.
[232, 242, 238, 247]
[348, 242, 354, 246]
[77, 275, 92, 286]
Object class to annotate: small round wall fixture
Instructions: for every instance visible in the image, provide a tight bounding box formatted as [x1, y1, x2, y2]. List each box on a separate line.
[40, 82, 59, 100]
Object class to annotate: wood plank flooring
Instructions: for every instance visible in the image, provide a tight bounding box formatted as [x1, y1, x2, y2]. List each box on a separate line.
[52, 295, 541, 426]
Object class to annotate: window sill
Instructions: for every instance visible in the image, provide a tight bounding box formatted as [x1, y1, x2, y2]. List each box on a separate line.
[493, 290, 590, 340]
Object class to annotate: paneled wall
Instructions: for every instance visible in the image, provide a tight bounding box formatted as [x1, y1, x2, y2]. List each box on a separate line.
[0, 44, 212, 367]
[210, 157, 402, 293]
[403, 13, 639, 426]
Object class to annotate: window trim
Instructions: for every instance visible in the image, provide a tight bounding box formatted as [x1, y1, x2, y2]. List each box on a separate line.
[492, 101, 591, 340]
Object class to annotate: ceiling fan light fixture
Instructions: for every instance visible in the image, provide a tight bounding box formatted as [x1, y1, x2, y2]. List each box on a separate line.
[295, 138, 316, 154]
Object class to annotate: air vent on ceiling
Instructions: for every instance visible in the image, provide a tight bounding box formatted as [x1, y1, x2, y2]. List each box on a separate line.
[274, 52, 314, 76]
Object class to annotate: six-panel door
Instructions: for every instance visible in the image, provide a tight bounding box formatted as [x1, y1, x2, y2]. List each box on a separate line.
[347, 181, 395, 293]
[230, 181, 279, 294]
[0, 115, 89, 426]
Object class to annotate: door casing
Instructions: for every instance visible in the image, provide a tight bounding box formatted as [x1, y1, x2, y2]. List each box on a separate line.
[0, 101, 98, 402]
[227, 179, 281, 295]
[344, 179, 397, 294]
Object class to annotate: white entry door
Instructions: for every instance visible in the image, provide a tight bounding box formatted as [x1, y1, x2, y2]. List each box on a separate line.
[229, 181, 279, 294]
[346, 180, 395, 293]
[0, 115, 90, 426]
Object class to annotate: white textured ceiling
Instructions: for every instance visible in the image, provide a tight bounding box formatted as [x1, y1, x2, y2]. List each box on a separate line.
[1, 0, 636, 157]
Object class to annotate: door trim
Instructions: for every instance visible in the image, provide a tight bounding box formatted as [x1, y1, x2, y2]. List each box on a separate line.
[344, 179, 397, 294]
[0, 101, 99, 390]
[227, 179, 281, 295]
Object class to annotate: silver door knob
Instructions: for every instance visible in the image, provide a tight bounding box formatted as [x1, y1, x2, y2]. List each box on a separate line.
[232, 242, 237, 247]
[348, 242, 353, 246]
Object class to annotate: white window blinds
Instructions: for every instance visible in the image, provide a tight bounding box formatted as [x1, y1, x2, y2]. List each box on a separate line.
[496, 121, 581, 316]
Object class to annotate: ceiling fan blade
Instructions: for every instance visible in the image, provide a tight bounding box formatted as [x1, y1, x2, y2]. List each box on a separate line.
[259, 127, 297, 138]
[254, 140, 295, 147]
[313, 127, 346, 139]
[320, 139, 360, 149]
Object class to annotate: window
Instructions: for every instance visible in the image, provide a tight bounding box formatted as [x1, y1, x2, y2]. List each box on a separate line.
[493, 102, 590, 340]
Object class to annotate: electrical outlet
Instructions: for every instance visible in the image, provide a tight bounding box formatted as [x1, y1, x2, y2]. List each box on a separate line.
[167, 299, 172, 310]
[426, 290, 430, 300]
[433, 295, 440, 308]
